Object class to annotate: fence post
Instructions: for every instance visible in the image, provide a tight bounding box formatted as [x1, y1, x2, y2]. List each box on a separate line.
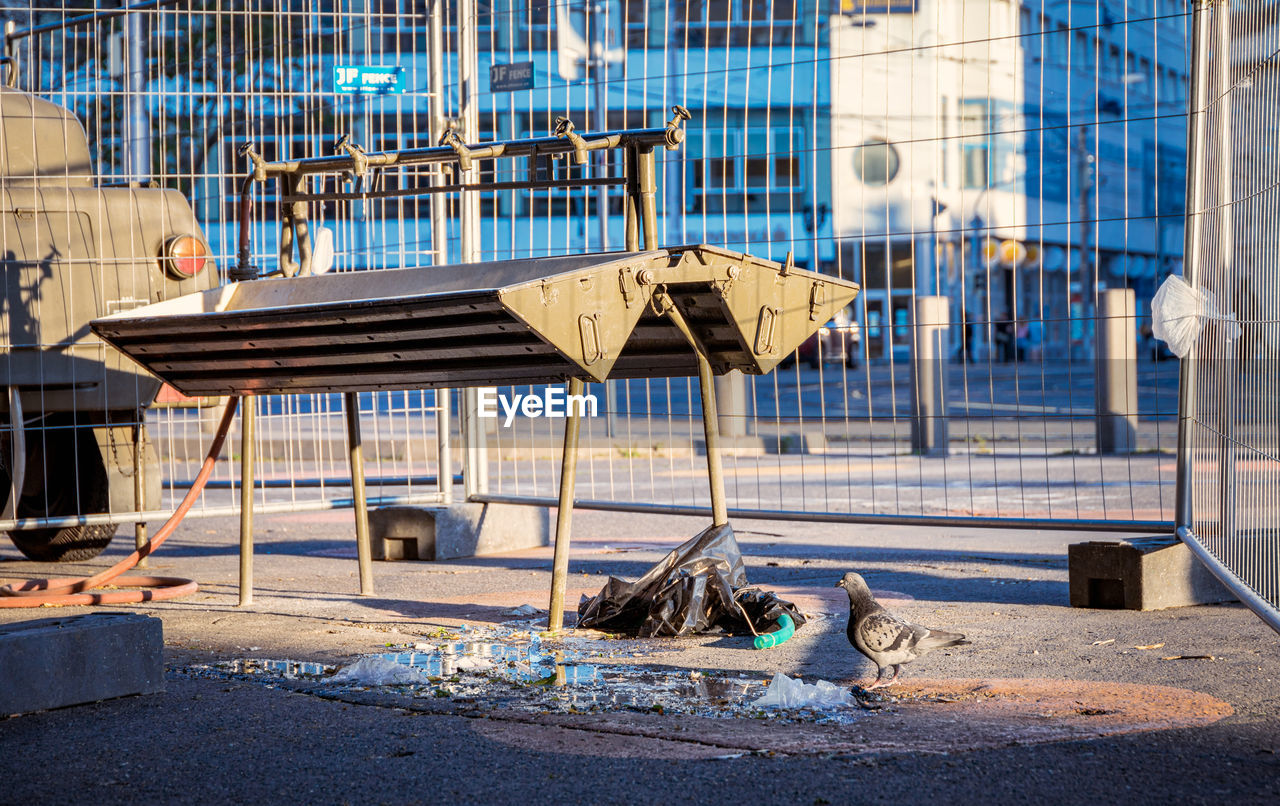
[1176, 0, 1213, 528]
[910, 296, 949, 456]
[1095, 288, 1138, 454]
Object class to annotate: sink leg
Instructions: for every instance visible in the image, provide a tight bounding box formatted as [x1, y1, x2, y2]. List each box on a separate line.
[696, 354, 729, 527]
[548, 377, 583, 632]
[238, 396, 255, 606]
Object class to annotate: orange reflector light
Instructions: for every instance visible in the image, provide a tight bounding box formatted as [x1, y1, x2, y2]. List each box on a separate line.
[163, 235, 208, 279]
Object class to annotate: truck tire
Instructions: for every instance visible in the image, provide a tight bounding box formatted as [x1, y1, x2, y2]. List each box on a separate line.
[3, 425, 117, 563]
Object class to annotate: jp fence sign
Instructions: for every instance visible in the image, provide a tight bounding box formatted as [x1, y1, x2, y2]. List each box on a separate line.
[490, 61, 535, 92]
[335, 65, 405, 95]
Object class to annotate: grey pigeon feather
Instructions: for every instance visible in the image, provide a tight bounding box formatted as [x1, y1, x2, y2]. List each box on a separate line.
[835, 571, 969, 689]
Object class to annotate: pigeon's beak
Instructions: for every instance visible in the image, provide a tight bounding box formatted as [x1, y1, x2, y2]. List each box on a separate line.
[833, 579, 842, 588]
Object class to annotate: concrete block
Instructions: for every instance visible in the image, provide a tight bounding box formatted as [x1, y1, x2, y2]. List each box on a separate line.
[762, 431, 828, 455]
[368, 506, 437, 561]
[369, 503, 550, 561]
[693, 435, 765, 457]
[1068, 536, 1236, 611]
[0, 613, 163, 716]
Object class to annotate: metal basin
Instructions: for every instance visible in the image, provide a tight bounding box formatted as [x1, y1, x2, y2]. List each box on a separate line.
[91, 244, 859, 395]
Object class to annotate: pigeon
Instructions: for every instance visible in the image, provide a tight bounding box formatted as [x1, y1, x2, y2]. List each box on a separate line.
[836, 571, 969, 689]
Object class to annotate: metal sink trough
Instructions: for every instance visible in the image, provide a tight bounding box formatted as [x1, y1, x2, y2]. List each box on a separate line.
[91, 245, 855, 396]
[86, 111, 859, 627]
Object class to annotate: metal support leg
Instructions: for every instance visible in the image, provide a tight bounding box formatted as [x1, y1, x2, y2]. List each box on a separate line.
[636, 147, 659, 250]
[548, 377, 584, 633]
[133, 422, 147, 569]
[696, 355, 729, 527]
[661, 297, 730, 527]
[345, 391, 374, 596]
[238, 396, 255, 607]
[624, 146, 640, 252]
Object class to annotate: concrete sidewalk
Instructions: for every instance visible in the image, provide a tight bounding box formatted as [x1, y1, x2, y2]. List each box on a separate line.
[1, 509, 1277, 804]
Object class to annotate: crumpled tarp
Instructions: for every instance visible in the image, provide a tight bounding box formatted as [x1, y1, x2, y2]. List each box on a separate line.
[576, 523, 806, 637]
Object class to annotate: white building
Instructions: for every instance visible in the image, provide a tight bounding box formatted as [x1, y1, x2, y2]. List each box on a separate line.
[830, 0, 1189, 360]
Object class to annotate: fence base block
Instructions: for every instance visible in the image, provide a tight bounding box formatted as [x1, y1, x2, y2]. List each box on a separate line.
[1068, 536, 1236, 611]
[0, 613, 164, 716]
[369, 503, 550, 562]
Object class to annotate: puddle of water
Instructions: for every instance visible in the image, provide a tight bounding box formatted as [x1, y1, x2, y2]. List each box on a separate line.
[196, 626, 867, 724]
[220, 659, 335, 679]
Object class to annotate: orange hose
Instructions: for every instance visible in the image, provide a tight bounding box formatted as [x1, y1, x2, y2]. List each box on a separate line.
[0, 396, 240, 608]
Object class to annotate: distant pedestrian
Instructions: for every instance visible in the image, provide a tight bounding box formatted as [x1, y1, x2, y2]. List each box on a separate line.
[959, 311, 976, 364]
[995, 314, 1015, 362]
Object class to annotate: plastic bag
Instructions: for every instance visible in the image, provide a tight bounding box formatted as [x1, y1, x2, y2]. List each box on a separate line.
[576, 523, 806, 637]
[1151, 275, 1241, 358]
[328, 657, 427, 686]
[751, 673, 854, 708]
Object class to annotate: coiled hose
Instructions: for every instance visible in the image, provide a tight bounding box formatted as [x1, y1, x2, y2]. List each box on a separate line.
[0, 396, 240, 608]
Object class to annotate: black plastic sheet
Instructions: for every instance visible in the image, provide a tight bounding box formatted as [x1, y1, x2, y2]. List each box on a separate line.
[576, 523, 806, 637]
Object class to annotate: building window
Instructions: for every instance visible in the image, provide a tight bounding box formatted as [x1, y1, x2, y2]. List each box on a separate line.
[960, 98, 1018, 190]
[853, 139, 899, 186]
[686, 125, 805, 212]
[682, 0, 799, 47]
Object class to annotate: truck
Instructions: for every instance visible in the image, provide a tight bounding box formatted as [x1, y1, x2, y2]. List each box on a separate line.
[0, 87, 219, 561]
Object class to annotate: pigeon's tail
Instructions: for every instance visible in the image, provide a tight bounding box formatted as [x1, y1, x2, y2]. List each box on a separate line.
[921, 629, 969, 649]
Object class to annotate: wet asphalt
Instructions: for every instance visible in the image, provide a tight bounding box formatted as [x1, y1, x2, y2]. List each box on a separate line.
[2, 509, 1278, 804]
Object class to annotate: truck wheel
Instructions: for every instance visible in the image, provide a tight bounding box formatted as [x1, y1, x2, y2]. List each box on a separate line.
[3, 426, 116, 563]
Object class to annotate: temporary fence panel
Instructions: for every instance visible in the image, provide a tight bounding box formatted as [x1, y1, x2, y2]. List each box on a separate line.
[1, 1, 1194, 553]
[1178, 0, 1280, 633]
[470, 0, 1188, 530]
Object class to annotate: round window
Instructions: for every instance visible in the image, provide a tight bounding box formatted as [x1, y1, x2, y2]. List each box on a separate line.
[853, 139, 900, 186]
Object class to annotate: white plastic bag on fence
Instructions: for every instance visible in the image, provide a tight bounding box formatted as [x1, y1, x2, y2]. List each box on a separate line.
[751, 673, 855, 708]
[1151, 275, 1242, 358]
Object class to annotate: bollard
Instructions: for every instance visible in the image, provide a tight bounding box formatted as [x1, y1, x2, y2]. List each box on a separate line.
[461, 387, 490, 497]
[714, 370, 750, 438]
[910, 296, 949, 456]
[1095, 288, 1138, 454]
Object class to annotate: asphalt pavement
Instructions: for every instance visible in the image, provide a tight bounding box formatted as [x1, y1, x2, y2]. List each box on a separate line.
[1, 508, 1278, 804]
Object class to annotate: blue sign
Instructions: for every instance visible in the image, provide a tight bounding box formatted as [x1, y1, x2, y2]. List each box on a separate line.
[490, 61, 535, 93]
[335, 65, 406, 95]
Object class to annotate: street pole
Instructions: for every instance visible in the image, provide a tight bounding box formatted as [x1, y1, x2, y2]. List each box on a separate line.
[1078, 125, 1096, 360]
[428, 0, 454, 506]
[457, 0, 489, 498]
[124, 10, 149, 182]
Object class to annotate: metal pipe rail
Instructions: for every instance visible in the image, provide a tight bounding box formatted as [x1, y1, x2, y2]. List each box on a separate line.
[473, 493, 1174, 535]
[245, 126, 685, 181]
[234, 113, 689, 282]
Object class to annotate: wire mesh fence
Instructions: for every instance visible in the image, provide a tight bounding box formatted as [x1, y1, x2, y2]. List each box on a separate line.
[0, 0, 1194, 566]
[1180, 0, 1280, 633]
